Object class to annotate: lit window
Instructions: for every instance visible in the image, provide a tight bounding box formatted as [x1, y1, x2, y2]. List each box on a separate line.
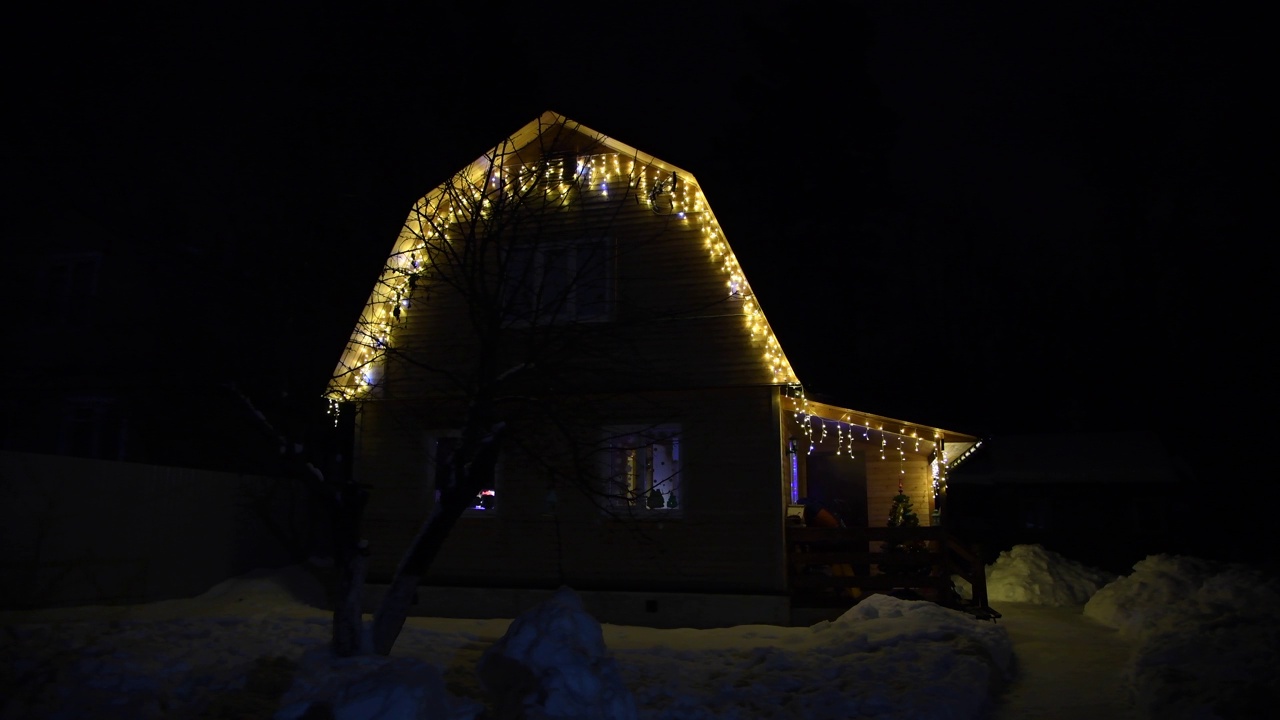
[602, 425, 682, 514]
[502, 238, 612, 325]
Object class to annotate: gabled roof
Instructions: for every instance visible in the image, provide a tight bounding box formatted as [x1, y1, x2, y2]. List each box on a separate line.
[326, 111, 798, 401]
[325, 111, 980, 451]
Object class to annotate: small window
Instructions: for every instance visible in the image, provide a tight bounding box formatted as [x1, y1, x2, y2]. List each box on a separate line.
[428, 433, 498, 513]
[602, 425, 682, 515]
[502, 238, 612, 325]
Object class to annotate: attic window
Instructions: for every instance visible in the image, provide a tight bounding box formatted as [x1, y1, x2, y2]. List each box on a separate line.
[502, 237, 612, 325]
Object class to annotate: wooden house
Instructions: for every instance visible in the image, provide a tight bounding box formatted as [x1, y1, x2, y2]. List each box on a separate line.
[327, 112, 985, 627]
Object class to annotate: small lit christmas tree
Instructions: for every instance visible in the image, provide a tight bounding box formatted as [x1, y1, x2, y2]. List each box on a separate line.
[887, 483, 920, 530]
[880, 481, 928, 576]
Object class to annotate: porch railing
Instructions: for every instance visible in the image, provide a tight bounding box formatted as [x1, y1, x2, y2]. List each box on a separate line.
[785, 526, 998, 619]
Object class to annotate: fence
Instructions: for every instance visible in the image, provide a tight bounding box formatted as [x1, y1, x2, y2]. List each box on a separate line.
[0, 451, 326, 609]
[786, 525, 997, 619]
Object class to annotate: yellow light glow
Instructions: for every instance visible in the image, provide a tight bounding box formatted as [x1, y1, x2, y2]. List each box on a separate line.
[328, 146, 800, 401]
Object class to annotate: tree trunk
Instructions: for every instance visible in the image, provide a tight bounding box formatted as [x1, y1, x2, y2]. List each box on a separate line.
[331, 481, 370, 657]
[332, 542, 369, 656]
[369, 462, 498, 655]
[370, 413, 504, 656]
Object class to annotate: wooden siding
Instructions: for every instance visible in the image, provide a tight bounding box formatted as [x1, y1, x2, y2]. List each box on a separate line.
[355, 386, 790, 594]
[784, 411, 937, 528]
[867, 456, 934, 528]
[354, 400, 437, 546]
[374, 166, 775, 401]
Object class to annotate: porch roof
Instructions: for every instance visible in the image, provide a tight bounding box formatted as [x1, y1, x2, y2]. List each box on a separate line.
[782, 393, 982, 468]
[784, 394, 979, 445]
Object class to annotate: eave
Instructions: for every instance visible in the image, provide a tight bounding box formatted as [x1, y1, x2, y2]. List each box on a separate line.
[327, 111, 800, 402]
[782, 391, 982, 470]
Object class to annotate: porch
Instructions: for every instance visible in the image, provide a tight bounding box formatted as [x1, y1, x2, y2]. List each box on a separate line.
[786, 525, 1000, 621]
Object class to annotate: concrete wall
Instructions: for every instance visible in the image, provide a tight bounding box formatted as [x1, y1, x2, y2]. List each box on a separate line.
[0, 451, 325, 609]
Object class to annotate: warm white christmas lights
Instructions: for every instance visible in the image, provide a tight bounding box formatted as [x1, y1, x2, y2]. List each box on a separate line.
[327, 149, 798, 402]
[322, 121, 981, 521]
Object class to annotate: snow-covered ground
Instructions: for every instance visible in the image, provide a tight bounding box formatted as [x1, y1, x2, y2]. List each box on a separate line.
[2, 545, 1276, 719]
[1082, 553, 1280, 719]
[965, 545, 1279, 719]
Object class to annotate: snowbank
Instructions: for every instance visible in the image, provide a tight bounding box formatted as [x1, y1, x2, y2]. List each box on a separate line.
[607, 593, 1014, 720]
[6, 549, 1275, 720]
[1084, 554, 1280, 719]
[277, 649, 481, 720]
[953, 543, 1118, 606]
[477, 587, 637, 720]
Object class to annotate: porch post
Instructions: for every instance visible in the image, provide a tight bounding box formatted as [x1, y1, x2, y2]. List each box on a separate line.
[933, 438, 946, 526]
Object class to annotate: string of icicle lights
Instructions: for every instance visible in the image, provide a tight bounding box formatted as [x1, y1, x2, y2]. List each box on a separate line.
[326, 150, 798, 402]
[790, 385, 958, 500]
[787, 386, 984, 500]
[787, 386, 933, 478]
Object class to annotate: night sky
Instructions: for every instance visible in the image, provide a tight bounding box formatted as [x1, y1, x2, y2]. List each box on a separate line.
[5, 2, 1274, 478]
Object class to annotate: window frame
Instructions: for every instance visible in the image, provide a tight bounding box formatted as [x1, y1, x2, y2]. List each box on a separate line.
[426, 431, 500, 516]
[501, 236, 614, 326]
[600, 423, 684, 517]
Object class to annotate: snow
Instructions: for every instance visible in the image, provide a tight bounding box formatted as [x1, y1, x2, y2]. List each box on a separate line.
[956, 543, 1121, 607]
[1082, 554, 1280, 719]
[2, 546, 1276, 720]
[476, 587, 636, 720]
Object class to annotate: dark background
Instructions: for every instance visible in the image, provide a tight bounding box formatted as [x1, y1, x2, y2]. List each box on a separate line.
[4, 2, 1275, 531]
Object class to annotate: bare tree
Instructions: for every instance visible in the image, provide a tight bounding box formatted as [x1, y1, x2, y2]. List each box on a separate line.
[326, 116, 708, 655]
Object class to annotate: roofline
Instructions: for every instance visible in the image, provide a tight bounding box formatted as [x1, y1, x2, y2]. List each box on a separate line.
[520, 111, 698, 181]
[782, 393, 981, 446]
[326, 111, 804, 398]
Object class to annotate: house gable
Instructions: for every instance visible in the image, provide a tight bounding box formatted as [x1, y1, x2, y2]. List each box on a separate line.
[326, 111, 799, 404]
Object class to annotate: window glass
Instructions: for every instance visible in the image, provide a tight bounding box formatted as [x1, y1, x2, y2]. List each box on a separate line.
[602, 425, 682, 514]
[502, 238, 612, 324]
[574, 239, 611, 321]
[503, 246, 536, 320]
[429, 433, 497, 513]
